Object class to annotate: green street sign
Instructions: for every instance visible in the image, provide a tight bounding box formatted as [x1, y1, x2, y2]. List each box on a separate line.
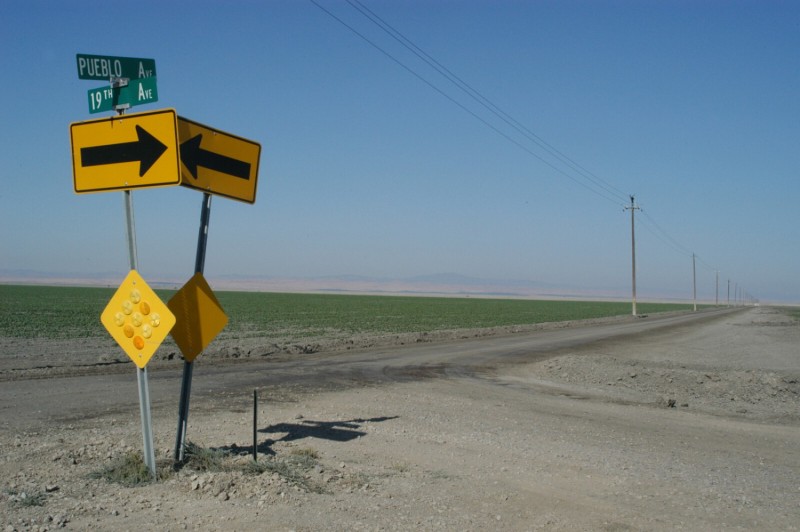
[76, 53, 156, 81]
[87, 77, 158, 114]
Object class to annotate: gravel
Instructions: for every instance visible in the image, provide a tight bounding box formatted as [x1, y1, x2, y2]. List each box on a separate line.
[1, 306, 798, 530]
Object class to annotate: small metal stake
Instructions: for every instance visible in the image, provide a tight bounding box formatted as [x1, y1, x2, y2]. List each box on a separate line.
[253, 389, 258, 462]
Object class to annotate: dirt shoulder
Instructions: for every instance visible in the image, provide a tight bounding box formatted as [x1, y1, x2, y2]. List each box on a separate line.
[1, 307, 798, 531]
[0, 309, 704, 381]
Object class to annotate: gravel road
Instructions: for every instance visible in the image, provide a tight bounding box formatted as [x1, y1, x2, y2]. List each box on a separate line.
[1, 306, 798, 531]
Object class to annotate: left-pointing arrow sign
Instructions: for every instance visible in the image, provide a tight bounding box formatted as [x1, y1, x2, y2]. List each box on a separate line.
[176, 116, 261, 203]
[81, 125, 167, 177]
[180, 134, 251, 181]
[71, 108, 181, 194]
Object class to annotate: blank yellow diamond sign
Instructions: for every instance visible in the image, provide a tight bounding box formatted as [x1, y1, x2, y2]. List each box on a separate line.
[167, 273, 228, 362]
[101, 270, 176, 369]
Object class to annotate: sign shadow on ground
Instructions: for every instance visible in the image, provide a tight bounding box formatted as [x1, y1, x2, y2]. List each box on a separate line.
[216, 416, 400, 457]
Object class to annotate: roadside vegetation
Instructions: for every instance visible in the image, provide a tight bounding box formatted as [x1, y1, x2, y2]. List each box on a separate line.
[784, 307, 800, 321]
[0, 284, 699, 340]
[89, 443, 326, 493]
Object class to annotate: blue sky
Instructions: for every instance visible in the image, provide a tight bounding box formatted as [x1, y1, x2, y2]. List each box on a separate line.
[0, 0, 797, 303]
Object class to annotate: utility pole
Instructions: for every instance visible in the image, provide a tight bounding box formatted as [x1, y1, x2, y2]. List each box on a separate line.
[692, 253, 697, 311]
[715, 270, 719, 306]
[624, 195, 641, 316]
[727, 279, 731, 306]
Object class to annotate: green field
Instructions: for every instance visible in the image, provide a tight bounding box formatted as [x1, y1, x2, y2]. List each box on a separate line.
[0, 284, 702, 341]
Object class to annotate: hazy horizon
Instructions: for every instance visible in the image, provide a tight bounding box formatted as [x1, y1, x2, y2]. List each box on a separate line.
[1, 1, 797, 305]
[0, 267, 768, 306]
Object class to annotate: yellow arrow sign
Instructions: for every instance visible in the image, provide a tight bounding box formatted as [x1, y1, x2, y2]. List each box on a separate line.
[177, 116, 261, 204]
[70, 108, 180, 194]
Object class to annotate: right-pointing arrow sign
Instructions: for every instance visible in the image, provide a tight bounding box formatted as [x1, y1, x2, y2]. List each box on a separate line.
[70, 108, 181, 194]
[177, 116, 261, 204]
[81, 125, 167, 177]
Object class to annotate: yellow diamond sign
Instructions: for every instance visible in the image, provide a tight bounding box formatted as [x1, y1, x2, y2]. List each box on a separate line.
[167, 273, 228, 362]
[101, 270, 176, 369]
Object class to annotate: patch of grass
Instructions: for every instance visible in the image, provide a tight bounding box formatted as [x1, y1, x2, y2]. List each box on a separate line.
[288, 446, 320, 464]
[89, 451, 167, 486]
[253, 457, 303, 481]
[390, 462, 410, 473]
[248, 447, 327, 494]
[182, 441, 230, 472]
[178, 443, 327, 494]
[6, 489, 47, 507]
[428, 469, 455, 480]
[341, 471, 371, 489]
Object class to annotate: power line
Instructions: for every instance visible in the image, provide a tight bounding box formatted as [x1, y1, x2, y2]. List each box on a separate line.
[310, 0, 627, 206]
[345, 0, 630, 204]
[311, 1, 751, 300]
[638, 210, 693, 258]
[639, 210, 719, 273]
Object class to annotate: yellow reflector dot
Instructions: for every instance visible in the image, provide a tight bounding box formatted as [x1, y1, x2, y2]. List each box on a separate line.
[142, 324, 153, 339]
[132, 312, 143, 327]
[133, 336, 145, 350]
[140, 301, 151, 315]
[114, 312, 125, 326]
[150, 313, 161, 327]
[122, 300, 133, 315]
[123, 324, 134, 338]
[130, 289, 141, 303]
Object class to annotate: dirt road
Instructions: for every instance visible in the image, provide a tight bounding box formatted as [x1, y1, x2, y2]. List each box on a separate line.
[0, 308, 742, 431]
[2, 306, 798, 530]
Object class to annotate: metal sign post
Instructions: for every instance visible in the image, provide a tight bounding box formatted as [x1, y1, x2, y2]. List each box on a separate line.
[174, 192, 213, 463]
[75, 55, 163, 481]
[124, 188, 157, 479]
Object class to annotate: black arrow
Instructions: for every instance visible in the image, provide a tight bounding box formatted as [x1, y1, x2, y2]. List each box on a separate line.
[180, 134, 251, 181]
[80, 125, 168, 177]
